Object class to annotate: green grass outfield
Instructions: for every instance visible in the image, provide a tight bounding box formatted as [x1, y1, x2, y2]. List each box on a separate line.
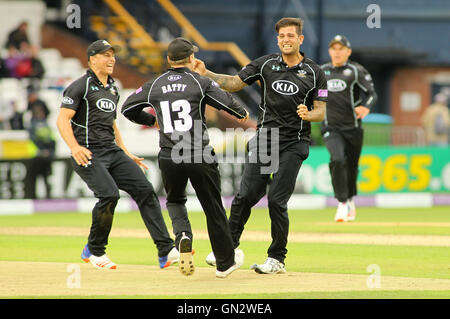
[0, 206, 449, 299]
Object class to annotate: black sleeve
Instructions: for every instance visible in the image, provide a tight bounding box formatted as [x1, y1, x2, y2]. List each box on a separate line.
[121, 82, 156, 126]
[204, 79, 247, 119]
[237, 55, 269, 85]
[61, 78, 86, 111]
[356, 65, 377, 109]
[313, 67, 328, 102]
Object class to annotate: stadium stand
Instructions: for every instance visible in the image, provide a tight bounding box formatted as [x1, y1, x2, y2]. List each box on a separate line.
[0, 0, 449, 160]
[0, 0, 448, 204]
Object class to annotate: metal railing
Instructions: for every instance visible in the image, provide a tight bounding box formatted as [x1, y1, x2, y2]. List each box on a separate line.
[101, 0, 251, 71]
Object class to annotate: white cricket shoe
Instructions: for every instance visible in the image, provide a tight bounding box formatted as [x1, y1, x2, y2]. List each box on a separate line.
[250, 257, 286, 274]
[347, 199, 356, 221]
[216, 249, 244, 278]
[89, 254, 117, 270]
[206, 248, 242, 267]
[205, 251, 216, 267]
[335, 202, 349, 222]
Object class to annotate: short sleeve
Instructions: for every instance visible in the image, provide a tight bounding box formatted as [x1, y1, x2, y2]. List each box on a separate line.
[238, 55, 269, 85]
[314, 67, 328, 102]
[61, 79, 86, 111]
[121, 81, 152, 112]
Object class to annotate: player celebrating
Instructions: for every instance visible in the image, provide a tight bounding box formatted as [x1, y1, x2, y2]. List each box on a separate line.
[121, 38, 248, 278]
[194, 18, 327, 274]
[56, 40, 178, 270]
[321, 35, 377, 222]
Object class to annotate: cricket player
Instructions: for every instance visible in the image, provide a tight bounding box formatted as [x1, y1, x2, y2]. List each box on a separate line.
[194, 17, 327, 274]
[121, 38, 248, 278]
[321, 35, 377, 222]
[56, 40, 178, 270]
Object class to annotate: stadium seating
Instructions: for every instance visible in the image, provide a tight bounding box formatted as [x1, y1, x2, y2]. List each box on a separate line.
[0, 0, 443, 156]
[0, 78, 27, 113]
[59, 58, 84, 78]
[38, 48, 62, 79]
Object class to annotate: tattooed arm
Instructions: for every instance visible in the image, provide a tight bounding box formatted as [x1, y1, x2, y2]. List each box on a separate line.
[204, 71, 247, 92]
[193, 59, 247, 92]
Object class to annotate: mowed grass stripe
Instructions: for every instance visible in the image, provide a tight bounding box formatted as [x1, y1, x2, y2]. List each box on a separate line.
[1, 207, 450, 236]
[1, 226, 450, 247]
[1, 235, 449, 279]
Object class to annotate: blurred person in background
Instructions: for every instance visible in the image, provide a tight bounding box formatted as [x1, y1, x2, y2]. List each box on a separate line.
[28, 45, 45, 79]
[3, 21, 33, 79]
[5, 21, 30, 51]
[27, 105, 56, 199]
[0, 98, 14, 129]
[4, 46, 23, 78]
[27, 90, 50, 120]
[9, 101, 25, 130]
[321, 35, 377, 222]
[9, 44, 44, 79]
[0, 57, 8, 78]
[421, 93, 450, 146]
[3, 44, 43, 80]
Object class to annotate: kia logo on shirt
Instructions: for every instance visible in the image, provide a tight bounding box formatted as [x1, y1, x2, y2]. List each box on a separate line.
[168, 75, 182, 81]
[271, 80, 299, 95]
[327, 79, 347, 92]
[96, 98, 116, 112]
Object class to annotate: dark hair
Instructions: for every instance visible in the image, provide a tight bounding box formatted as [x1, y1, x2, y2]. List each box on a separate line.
[275, 17, 304, 35]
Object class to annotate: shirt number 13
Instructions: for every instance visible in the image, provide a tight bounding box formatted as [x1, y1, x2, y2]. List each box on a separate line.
[160, 99, 193, 133]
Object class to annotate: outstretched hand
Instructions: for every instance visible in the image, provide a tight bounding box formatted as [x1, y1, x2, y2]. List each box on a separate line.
[129, 153, 149, 172]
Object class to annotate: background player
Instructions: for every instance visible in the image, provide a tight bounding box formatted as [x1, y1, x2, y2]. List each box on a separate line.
[194, 17, 327, 274]
[56, 40, 178, 270]
[122, 37, 248, 278]
[321, 35, 377, 222]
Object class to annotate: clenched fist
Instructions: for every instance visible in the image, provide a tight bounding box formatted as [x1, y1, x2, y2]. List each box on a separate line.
[296, 104, 310, 120]
[193, 58, 207, 76]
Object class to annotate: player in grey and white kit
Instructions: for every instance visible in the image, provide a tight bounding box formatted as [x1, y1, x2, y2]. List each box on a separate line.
[321, 35, 377, 222]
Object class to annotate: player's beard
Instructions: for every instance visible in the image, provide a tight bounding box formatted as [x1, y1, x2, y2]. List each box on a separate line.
[279, 42, 300, 57]
[281, 46, 301, 59]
